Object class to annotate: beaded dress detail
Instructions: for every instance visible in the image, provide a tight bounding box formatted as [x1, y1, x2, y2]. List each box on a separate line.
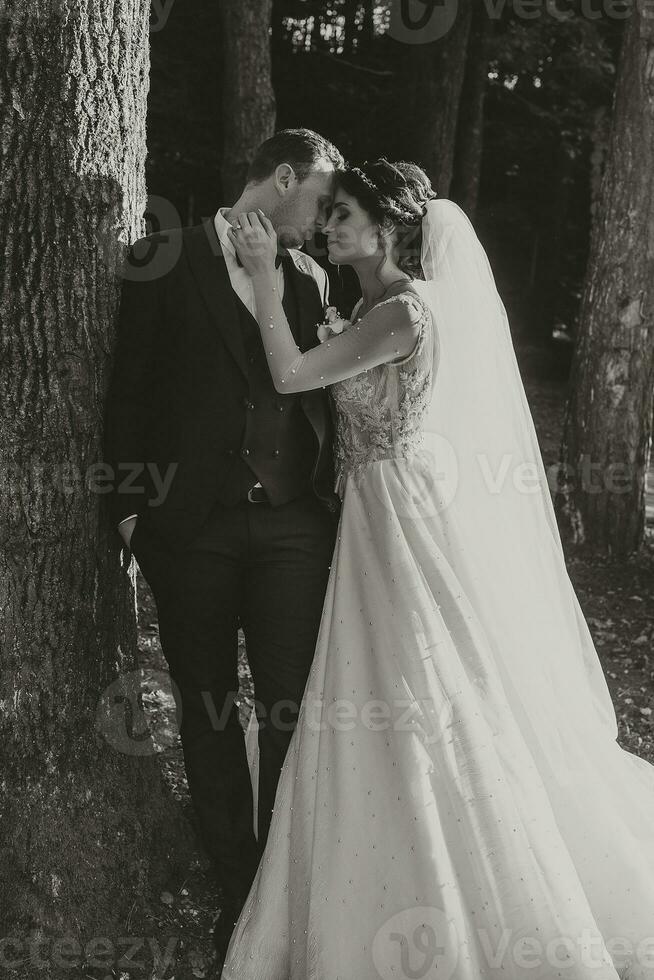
[331, 293, 434, 497]
[222, 287, 654, 980]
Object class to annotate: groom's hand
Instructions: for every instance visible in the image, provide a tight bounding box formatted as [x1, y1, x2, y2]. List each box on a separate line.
[118, 516, 138, 549]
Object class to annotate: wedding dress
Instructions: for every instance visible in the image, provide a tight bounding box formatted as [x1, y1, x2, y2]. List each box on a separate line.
[221, 201, 654, 980]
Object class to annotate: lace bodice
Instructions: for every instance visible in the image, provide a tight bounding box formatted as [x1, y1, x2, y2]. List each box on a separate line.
[331, 292, 434, 496]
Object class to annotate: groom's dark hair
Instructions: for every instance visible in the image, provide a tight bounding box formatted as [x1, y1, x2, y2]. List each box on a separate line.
[247, 128, 344, 184]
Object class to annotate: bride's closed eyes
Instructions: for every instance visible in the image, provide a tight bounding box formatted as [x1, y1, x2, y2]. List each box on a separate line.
[324, 204, 350, 230]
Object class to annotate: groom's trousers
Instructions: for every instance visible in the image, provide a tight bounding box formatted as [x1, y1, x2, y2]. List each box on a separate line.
[130, 490, 336, 910]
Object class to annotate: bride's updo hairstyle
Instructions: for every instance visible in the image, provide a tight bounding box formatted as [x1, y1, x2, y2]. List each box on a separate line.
[336, 158, 437, 278]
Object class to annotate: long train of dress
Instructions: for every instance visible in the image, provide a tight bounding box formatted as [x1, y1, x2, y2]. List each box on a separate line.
[221, 291, 654, 980]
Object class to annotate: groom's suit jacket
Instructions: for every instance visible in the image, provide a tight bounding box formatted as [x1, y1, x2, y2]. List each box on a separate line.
[103, 218, 340, 552]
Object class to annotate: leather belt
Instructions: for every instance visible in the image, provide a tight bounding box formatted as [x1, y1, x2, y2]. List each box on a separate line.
[247, 485, 270, 504]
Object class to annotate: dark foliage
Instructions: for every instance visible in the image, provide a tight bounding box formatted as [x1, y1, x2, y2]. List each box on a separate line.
[147, 0, 620, 335]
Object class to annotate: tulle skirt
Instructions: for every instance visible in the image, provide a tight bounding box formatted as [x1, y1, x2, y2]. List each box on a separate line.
[221, 456, 654, 980]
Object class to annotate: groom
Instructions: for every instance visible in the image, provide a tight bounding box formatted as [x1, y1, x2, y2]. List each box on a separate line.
[104, 128, 343, 952]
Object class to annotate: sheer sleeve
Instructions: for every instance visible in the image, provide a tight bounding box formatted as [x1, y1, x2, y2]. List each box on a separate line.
[251, 276, 427, 393]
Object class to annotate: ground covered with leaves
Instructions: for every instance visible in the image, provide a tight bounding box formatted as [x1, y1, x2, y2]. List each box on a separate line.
[122, 343, 654, 980]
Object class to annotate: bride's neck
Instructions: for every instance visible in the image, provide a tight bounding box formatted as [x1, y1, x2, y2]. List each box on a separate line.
[353, 256, 408, 311]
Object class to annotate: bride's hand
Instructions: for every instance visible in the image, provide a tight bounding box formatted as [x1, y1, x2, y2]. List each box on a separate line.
[228, 210, 278, 276]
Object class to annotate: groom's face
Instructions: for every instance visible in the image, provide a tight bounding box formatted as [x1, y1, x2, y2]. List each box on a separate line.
[271, 163, 336, 248]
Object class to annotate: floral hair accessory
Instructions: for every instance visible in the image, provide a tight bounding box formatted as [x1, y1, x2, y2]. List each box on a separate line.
[317, 306, 351, 343]
[349, 167, 379, 194]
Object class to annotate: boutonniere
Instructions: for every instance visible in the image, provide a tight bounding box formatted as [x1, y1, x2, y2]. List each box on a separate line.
[317, 306, 351, 343]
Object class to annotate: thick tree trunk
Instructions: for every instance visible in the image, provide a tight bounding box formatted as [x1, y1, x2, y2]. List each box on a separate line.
[0, 0, 192, 961]
[556, 9, 654, 556]
[220, 0, 277, 203]
[451, 1, 492, 217]
[589, 105, 611, 217]
[395, 0, 473, 196]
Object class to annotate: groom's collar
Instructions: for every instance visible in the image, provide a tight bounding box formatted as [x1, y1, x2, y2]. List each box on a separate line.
[214, 208, 237, 260]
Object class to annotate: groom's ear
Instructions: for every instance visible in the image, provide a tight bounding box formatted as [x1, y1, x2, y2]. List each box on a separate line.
[274, 163, 297, 196]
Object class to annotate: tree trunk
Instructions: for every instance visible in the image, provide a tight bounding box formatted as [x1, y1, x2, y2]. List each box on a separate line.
[220, 0, 277, 203]
[343, 0, 359, 55]
[556, 9, 654, 556]
[0, 0, 192, 960]
[361, 0, 375, 50]
[271, 0, 287, 51]
[589, 105, 611, 218]
[526, 136, 576, 342]
[451, 1, 492, 217]
[395, 0, 473, 196]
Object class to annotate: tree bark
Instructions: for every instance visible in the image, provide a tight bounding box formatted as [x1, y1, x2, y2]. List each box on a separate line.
[395, 0, 473, 197]
[556, 9, 654, 556]
[0, 0, 192, 960]
[219, 0, 277, 203]
[589, 105, 611, 217]
[451, 1, 492, 217]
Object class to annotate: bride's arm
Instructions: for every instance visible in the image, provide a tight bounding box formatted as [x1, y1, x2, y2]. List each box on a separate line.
[229, 211, 423, 393]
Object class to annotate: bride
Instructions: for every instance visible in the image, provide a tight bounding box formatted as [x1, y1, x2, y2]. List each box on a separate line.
[220, 158, 654, 980]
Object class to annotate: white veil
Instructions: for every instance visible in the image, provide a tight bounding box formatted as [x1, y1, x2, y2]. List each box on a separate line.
[414, 198, 620, 782]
